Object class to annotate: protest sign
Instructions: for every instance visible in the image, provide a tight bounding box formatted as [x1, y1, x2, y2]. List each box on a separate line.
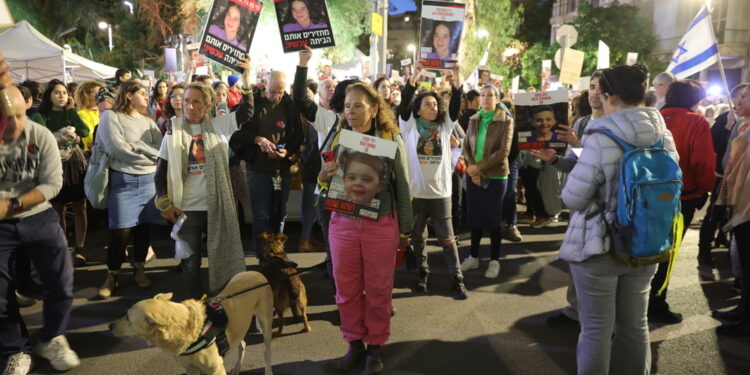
[626, 52, 638, 65]
[418, 0, 465, 70]
[323, 130, 397, 221]
[514, 91, 569, 151]
[511, 76, 520, 95]
[597, 40, 610, 69]
[164, 48, 178, 73]
[541, 59, 552, 91]
[559, 48, 584, 86]
[199, 0, 262, 71]
[275, 0, 335, 53]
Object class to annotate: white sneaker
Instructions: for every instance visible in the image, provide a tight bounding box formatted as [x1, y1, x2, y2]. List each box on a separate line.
[460, 256, 479, 272]
[485, 260, 501, 279]
[2, 353, 32, 375]
[33, 335, 80, 371]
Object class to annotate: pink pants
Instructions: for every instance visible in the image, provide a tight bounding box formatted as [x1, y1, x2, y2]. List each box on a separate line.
[329, 212, 399, 345]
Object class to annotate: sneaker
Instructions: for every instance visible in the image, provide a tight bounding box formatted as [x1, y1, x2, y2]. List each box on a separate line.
[546, 312, 579, 327]
[97, 272, 118, 299]
[452, 276, 468, 300]
[33, 335, 80, 371]
[518, 213, 534, 224]
[711, 306, 741, 322]
[531, 217, 552, 229]
[133, 266, 152, 289]
[333, 340, 366, 373]
[364, 345, 384, 375]
[485, 260, 501, 279]
[2, 352, 32, 375]
[648, 305, 683, 325]
[71, 248, 86, 267]
[460, 256, 479, 272]
[502, 225, 523, 242]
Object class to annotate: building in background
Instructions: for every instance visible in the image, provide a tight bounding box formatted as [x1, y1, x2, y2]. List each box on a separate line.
[549, 0, 749, 89]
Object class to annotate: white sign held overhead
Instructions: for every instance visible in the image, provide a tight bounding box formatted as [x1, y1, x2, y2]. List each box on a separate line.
[597, 40, 610, 70]
[511, 76, 520, 95]
[626, 52, 638, 66]
[559, 48, 585, 86]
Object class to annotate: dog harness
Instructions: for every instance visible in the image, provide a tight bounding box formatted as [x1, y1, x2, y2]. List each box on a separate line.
[179, 301, 230, 357]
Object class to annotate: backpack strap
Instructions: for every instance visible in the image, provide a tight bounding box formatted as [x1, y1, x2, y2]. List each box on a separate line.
[588, 129, 634, 152]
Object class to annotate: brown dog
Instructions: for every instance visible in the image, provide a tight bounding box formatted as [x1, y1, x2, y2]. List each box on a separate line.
[258, 232, 312, 337]
[110, 271, 274, 375]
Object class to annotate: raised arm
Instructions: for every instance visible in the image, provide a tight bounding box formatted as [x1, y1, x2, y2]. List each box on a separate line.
[293, 47, 318, 122]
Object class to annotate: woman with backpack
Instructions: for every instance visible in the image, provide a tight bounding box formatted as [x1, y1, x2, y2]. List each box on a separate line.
[560, 64, 679, 374]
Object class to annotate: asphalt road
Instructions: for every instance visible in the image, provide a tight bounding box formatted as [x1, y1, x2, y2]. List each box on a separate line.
[16, 208, 750, 375]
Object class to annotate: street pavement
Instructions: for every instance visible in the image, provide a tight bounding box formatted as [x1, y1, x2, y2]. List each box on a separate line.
[17, 208, 750, 375]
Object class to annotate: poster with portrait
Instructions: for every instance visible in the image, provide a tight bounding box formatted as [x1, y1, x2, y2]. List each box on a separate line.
[323, 130, 397, 221]
[418, 0, 465, 70]
[275, 0, 336, 53]
[514, 91, 569, 151]
[199, 0, 262, 72]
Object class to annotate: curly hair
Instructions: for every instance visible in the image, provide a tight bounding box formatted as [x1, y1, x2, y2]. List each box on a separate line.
[341, 83, 400, 134]
[74, 81, 104, 110]
[410, 91, 446, 122]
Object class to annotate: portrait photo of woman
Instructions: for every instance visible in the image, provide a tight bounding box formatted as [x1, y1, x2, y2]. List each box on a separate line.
[421, 20, 463, 61]
[207, 1, 250, 50]
[281, 0, 328, 33]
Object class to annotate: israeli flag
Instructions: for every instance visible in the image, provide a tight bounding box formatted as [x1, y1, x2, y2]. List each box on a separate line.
[667, 5, 719, 79]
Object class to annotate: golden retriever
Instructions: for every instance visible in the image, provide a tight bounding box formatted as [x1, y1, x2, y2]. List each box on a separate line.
[110, 271, 274, 375]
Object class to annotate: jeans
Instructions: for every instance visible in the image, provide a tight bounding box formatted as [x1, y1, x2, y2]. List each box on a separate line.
[411, 197, 462, 277]
[329, 213, 399, 345]
[0, 208, 74, 355]
[570, 253, 657, 375]
[451, 172, 464, 230]
[733, 221, 750, 323]
[300, 182, 317, 240]
[562, 271, 579, 321]
[248, 170, 292, 255]
[502, 159, 519, 226]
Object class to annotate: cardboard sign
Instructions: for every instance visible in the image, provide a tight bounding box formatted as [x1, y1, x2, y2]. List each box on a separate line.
[559, 48, 584, 86]
[401, 58, 412, 66]
[514, 91, 570, 151]
[323, 130, 397, 221]
[275, 0, 336, 53]
[418, 0, 465, 70]
[199, 0, 263, 71]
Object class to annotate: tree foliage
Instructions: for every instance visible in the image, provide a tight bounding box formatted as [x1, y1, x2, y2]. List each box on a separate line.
[460, 0, 523, 85]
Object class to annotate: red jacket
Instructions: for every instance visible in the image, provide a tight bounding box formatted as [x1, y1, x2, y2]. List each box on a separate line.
[660, 107, 716, 200]
[228, 87, 242, 109]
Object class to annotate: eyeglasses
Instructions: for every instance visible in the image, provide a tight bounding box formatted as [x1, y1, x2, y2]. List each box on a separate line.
[170, 95, 183, 99]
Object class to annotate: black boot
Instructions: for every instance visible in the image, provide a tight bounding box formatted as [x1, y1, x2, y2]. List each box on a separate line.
[648, 300, 683, 324]
[334, 340, 366, 373]
[452, 275, 468, 300]
[415, 269, 428, 292]
[364, 345, 384, 375]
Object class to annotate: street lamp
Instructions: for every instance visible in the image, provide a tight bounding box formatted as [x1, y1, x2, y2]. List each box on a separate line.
[98, 21, 113, 52]
[123, 1, 134, 15]
[407, 44, 416, 64]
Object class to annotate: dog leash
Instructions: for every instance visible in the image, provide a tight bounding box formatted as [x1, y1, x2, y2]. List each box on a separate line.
[205, 259, 329, 305]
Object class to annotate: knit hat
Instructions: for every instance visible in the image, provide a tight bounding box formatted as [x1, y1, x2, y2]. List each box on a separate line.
[96, 86, 116, 103]
[227, 75, 240, 87]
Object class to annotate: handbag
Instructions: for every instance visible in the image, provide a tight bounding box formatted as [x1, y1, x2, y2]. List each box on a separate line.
[84, 133, 110, 209]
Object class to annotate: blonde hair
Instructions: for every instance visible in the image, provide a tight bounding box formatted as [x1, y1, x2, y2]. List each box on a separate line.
[74, 81, 104, 110]
[185, 82, 215, 107]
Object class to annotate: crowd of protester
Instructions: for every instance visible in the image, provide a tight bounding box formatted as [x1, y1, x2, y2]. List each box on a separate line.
[1, 45, 749, 375]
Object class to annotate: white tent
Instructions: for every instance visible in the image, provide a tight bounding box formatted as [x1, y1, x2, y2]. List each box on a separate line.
[0, 20, 117, 82]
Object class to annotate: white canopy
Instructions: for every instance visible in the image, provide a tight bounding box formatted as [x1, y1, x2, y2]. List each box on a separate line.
[0, 20, 117, 82]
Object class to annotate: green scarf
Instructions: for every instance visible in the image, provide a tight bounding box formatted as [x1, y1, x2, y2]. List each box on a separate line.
[416, 117, 438, 140]
[474, 109, 496, 162]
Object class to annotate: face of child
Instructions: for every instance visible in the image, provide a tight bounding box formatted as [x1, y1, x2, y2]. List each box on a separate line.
[533, 110, 555, 133]
[344, 160, 384, 206]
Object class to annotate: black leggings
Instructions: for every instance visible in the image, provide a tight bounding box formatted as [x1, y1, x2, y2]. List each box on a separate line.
[106, 224, 151, 271]
[470, 228, 502, 260]
[519, 166, 548, 218]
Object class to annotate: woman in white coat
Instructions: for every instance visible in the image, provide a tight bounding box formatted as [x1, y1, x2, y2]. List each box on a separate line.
[560, 64, 679, 375]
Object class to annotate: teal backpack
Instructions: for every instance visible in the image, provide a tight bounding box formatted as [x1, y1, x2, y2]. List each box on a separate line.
[591, 129, 684, 293]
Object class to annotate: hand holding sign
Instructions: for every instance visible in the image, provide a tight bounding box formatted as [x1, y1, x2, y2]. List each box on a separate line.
[299, 46, 313, 67]
[554, 124, 580, 147]
[410, 61, 425, 85]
